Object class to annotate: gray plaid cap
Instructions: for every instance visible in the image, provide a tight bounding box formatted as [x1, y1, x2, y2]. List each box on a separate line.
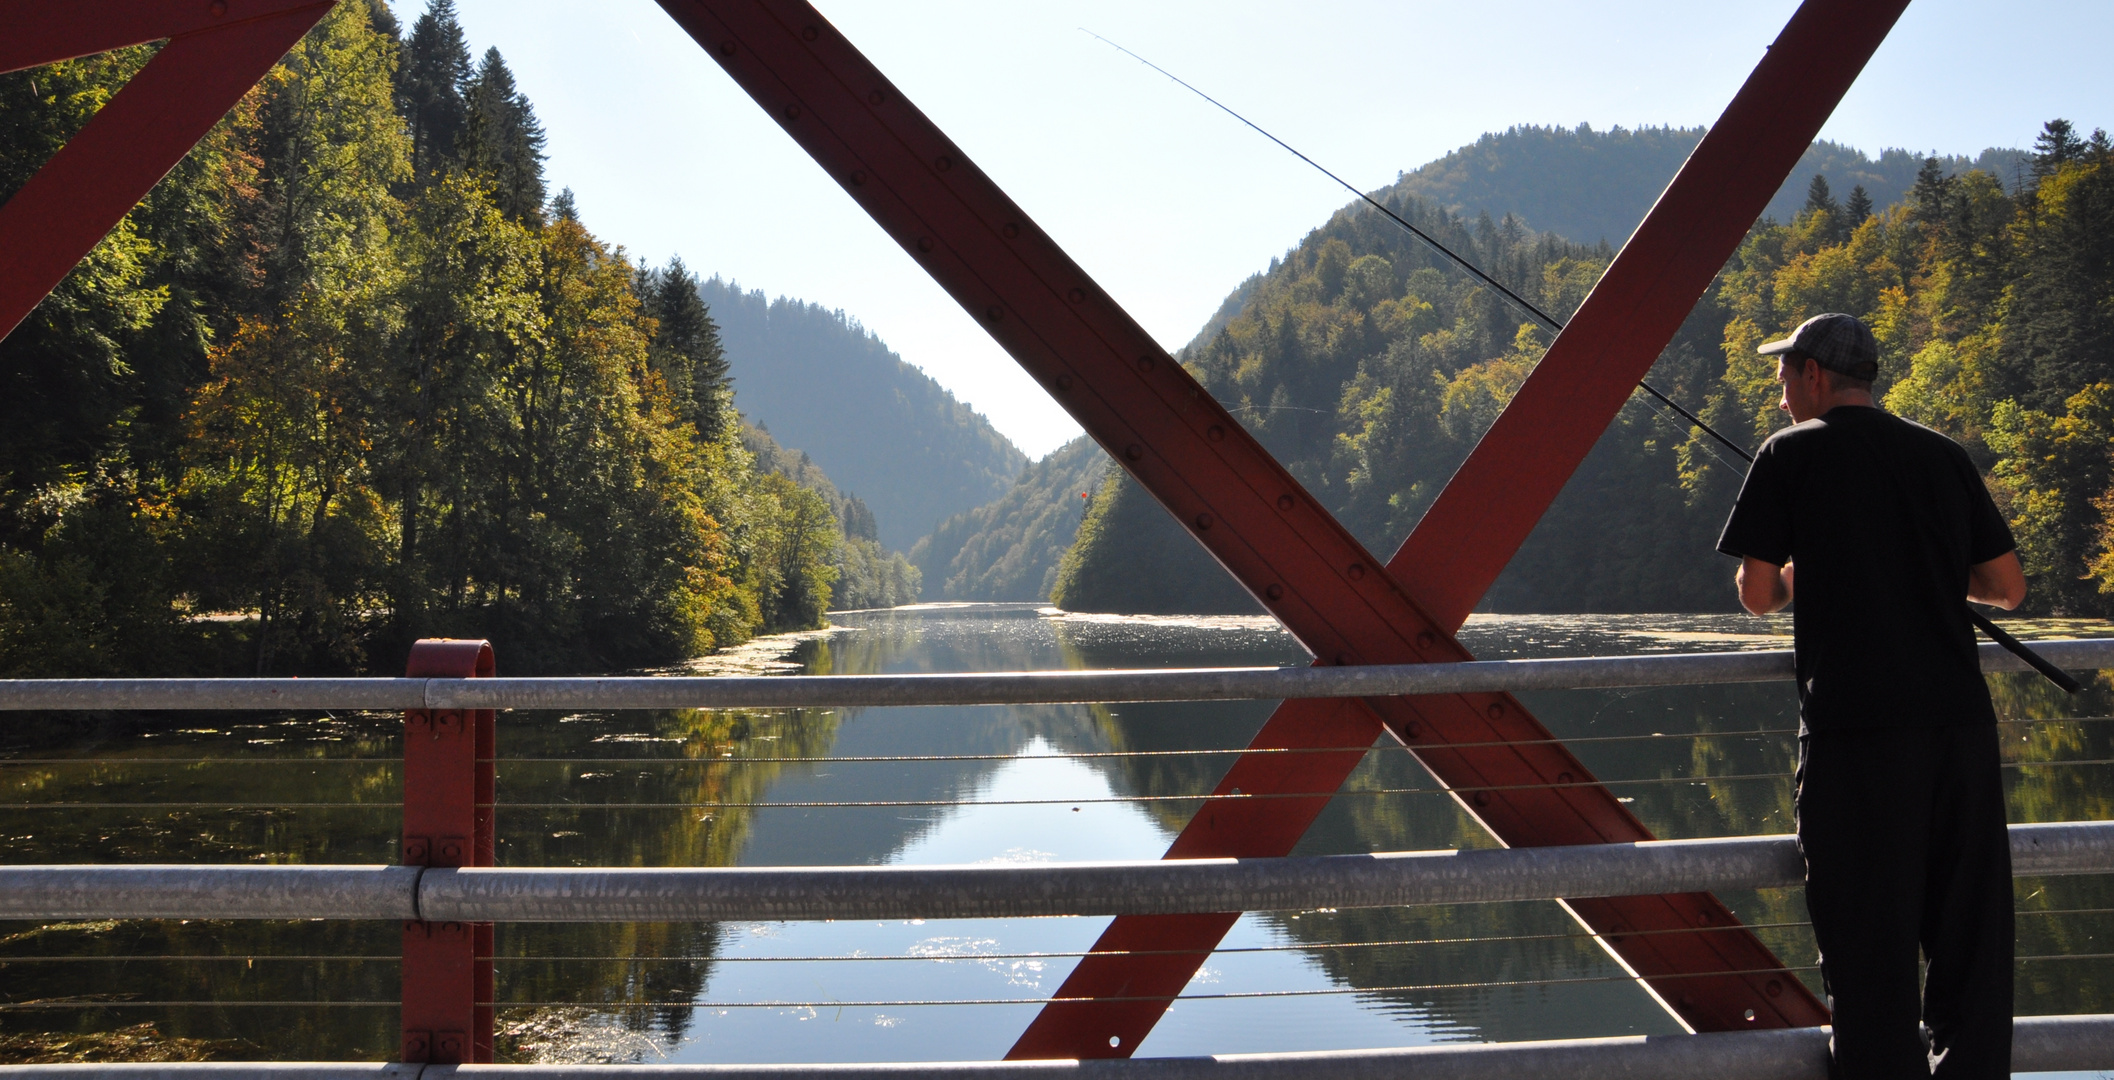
[1757, 312, 1878, 379]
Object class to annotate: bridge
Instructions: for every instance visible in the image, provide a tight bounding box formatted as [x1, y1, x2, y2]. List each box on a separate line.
[3, 0, 2108, 1074]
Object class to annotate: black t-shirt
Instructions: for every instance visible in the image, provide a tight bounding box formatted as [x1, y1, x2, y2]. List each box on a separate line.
[1717, 406, 2015, 733]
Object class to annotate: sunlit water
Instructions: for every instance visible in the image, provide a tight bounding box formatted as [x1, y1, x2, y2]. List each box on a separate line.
[4, 605, 2114, 1073]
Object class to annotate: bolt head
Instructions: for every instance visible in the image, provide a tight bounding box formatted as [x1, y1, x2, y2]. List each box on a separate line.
[1265, 584, 1284, 601]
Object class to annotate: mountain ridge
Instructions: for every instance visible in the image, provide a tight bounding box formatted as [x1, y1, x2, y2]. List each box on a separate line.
[699, 277, 1028, 551]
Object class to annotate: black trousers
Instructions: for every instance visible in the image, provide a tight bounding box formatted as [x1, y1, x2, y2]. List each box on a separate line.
[1798, 725, 2013, 1079]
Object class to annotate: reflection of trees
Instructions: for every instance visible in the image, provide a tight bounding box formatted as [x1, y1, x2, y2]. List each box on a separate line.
[1988, 668, 2114, 1017]
[493, 703, 839, 1056]
[0, 710, 405, 1058]
[0, 696, 847, 1061]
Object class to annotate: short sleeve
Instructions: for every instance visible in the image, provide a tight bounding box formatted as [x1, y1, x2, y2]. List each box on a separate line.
[1962, 456, 2016, 565]
[1718, 444, 1794, 566]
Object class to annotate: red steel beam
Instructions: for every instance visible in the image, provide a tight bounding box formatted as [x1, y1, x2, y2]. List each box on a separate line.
[0, 0, 335, 343]
[1015, 0, 1908, 1056]
[660, 0, 1901, 1059]
[401, 639, 497, 1065]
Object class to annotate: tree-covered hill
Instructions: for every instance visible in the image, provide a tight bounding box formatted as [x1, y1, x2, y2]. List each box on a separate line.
[908, 435, 1108, 602]
[742, 423, 920, 611]
[1054, 123, 2114, 618]
[699, 278, 1027, 551]
[1389, 124, 2024, 248]
[0, 0, 879, 675]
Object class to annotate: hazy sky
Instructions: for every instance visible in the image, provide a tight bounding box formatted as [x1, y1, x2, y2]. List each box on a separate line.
[434, 1, 2111, 458]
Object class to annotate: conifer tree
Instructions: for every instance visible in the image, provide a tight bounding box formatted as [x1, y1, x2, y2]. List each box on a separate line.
[1803, 173, 1843, 241]
[363, 0, 401, 42]
[1911, 157, 1952, 225]
[395, 0, 471, 181]
[644, 257, 733, 439]
[2034, 118, 2084, 179]
[460, 47, 547, 223]
[549, 187, 579, 223]
[1803, 173, 1839, 217]
[1844, 184, 1874, 226]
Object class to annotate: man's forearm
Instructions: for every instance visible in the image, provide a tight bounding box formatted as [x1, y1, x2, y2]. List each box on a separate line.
[1737, 556, 1791, 615]
[1968, 550, 2027, 610]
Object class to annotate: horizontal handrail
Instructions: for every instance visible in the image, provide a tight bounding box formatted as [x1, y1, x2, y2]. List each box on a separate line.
[3, 1014, 2112, 1078]
[3, 821, 2107, 923]
[3, 638, 2109, 712]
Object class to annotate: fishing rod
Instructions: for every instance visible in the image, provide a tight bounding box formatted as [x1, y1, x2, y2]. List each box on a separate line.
[1090, 31, 2084, 693]
[1079, 30, 1752, 463]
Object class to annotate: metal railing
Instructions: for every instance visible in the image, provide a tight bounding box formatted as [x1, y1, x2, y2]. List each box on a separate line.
[6, 821, 2111, 923]
[6, 637, 2108, 711]
[4, 1014, 2114, 1078]
[4, 636, 2112, 1075]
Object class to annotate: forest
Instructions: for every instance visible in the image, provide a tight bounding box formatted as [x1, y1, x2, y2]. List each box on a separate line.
[0, 0, 904, 677]
[700, 277, 1026, 551]
[1391, 123, 2022, 248]
[1053, 121, 2114, 617]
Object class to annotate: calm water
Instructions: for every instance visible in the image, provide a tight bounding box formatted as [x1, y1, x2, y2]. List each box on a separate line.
[4, 605, 2114, 1070]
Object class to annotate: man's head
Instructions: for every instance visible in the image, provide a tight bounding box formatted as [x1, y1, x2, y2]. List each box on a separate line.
[1759, 312, 1878, 423]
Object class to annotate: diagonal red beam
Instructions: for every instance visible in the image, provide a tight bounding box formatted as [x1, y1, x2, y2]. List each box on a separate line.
[0, 0, 335, 343]
[659, 0, 1898, 1059]
[0, 0, 331, 75]
[1014, 0, 1908, 1056]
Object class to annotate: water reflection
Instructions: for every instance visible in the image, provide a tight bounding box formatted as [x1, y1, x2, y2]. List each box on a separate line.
[2, 606, 2112, 1064]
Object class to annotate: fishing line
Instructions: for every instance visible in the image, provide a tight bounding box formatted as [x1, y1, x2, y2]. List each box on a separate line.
[1080, 29, 1753, 469]
[1085, 30, 2080, 692]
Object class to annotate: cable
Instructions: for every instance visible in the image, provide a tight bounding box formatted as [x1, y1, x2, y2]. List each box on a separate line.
[490, 965, 1825, 1011]
[1079, 29, 1756, 465]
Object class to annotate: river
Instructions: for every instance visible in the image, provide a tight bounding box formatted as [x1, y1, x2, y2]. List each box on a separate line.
[3, 604, 2111, 1071]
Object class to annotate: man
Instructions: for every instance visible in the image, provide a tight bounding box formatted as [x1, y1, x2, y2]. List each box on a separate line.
[1716, 312, 2026, 1079]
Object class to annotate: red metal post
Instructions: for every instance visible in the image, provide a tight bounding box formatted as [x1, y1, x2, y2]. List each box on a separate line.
[0, 0, 335, 343]
[664, 0, 1903, 1058]
[401, 639, 495, 1065]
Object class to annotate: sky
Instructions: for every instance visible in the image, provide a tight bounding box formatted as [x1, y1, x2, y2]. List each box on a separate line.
[431, 0, 2114, 458]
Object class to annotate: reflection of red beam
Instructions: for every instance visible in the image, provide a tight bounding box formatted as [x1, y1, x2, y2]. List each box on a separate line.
[0, 0, 336, 343]
[669, 0, 1903, 1058]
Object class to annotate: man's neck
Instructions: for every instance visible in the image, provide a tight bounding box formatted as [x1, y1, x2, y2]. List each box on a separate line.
[1820, 389, 1876, 413]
